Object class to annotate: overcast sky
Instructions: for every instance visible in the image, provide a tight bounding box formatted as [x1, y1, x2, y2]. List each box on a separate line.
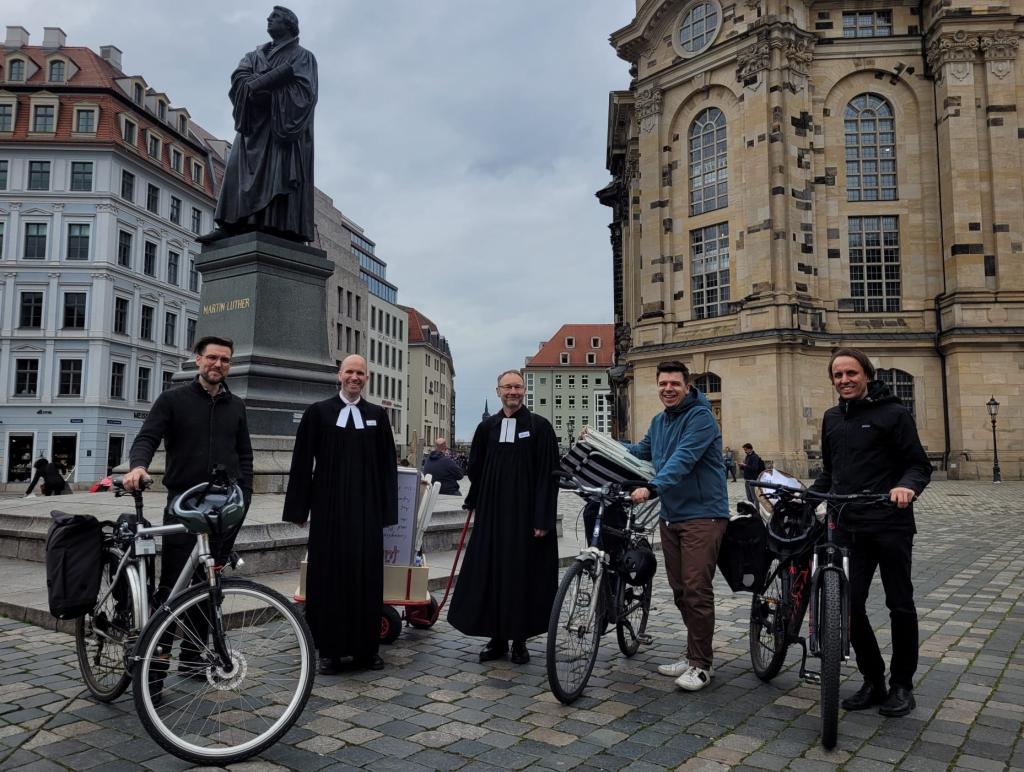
[16, 0, 633, 440]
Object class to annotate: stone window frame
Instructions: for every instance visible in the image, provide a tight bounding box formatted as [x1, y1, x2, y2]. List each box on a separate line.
[690, 221, 731, 320]
[689, 107, 728, 216]
[844, 93, 898, 202]
[842, 10, 893, 38]
[18, 289, 45, 328]
[47, 58, 67, 83]
[137, 365, 152, 402]
[847, 214, 901, 313]
[62, 290, 88, 329]
[671, 0, 723, 60]
[6, 57, 28, 83]
[29, 93, 60, 135]
[169, 146, 184, 174]
[113, 295, 130, 335]
[191, 159, 205, 186]
[145, 128, 164, 162]
[72, 103, 99, 135]
[0, 91, 18, 134]
[57, 359, 84, 397]
[110, 360, 127, 400]
[14, 357, 41, 397]
[120, 114, 138, 146]
[23, 220, 49, 259]
[27, 160, 51, 191]
[65, 221, 91, 260]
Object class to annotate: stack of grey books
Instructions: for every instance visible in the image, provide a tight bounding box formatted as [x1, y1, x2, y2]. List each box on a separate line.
[561, 428, 655, 487]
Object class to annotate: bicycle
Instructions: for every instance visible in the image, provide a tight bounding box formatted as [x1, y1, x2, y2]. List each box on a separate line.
[745, 481, 892, 749]
[546, 476, 659, 704]
[74, 473, 315, 765]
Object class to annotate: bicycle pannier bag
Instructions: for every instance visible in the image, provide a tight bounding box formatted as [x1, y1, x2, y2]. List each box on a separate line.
[717, 513, 770, 593]
[45, 511, 103, 619]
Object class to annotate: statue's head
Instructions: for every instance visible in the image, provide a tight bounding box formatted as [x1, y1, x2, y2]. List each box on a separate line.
[267, 6, 299, 38]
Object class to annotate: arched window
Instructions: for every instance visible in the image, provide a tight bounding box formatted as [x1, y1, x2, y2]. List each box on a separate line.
[689, 108, 727, 215]
[845, 94, 897, 202]
[8, 59, 26, 82]
[692, 372, 722, 394]
[48, 60, 65, 82]
[877, 368, 914, 417]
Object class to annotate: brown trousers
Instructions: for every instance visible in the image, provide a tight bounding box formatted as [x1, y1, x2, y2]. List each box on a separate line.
[659, 518, 728, 670]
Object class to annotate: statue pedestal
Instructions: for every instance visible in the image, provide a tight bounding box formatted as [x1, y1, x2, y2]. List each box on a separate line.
[191, 232, 337, 435]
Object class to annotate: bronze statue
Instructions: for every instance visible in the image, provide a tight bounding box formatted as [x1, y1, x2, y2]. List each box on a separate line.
[205, 6, 317, 244]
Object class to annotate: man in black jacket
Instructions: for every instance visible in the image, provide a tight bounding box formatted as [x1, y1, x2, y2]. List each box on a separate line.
[123, 336, 253, 681]
[811, 347, 931, 718]
[421, 437, 464, 495]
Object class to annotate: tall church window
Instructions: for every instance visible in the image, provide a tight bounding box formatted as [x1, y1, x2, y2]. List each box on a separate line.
[689, 108, 727, 215]
[845, 94, 897, 202]
[877, 368, 914, 417]
[690, 222, 730, 319]
[848, 216, 900, 312]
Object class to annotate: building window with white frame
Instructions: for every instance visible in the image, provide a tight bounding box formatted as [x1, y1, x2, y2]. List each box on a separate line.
[66, 224, 90, 260]
[48, 60, 65, 82]
[147, 133, 161, 159]
[143, 241, 156, 275]
[0, 160, 7, 189]
[565, 336, 575, 348]
[586, 353, 596, 364]
[70, 161, 93, 191]
[140, 305, 154, 340]
[689, 107, 728, 215]
[28, 161, 50, 190]
[690, 222, 731, 320]
[186, 318, 197, 350]
[137, 366, 151, 402]
[121, 170, 135, 201]
[848, 215, 901, 312]
[19, 291, 43, 328]
[559, 352, 569, 364]
[32, 105, 55, 133]
[7, 59, 26, 82]
[146, 184, 160, 214]
[169, 196, 181, 225]
[15, 359, 40, 396]
[845, 94, 897, 202]
[117, 231, 132, 268]
[191, 161, 204, 185]
[133, 83, 144, 104]
[0, 103, 13, 132]
[590, 337, 600, 348]
[113, 297, 129, 334]
[162, 371, 174, 392]
[63, 292, 87, 328]
[167, 250, 180, 286]
[842, 10, 893, 37]
[58, 360, 83, 396]
[24, 223, 48, 259]
[170, 148, 183, 174]
[164, 312, 177, 346]
[189, 255, 199, 292]
[110, 361, 126, 399]
[122, 118, 137, 144]
[74, 108, 96, 134]
[191, 207, 202, 234]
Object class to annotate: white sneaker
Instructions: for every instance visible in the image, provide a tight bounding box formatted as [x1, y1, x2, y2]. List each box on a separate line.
[675, 665, 713, 691]
[657, 660, 690, 677]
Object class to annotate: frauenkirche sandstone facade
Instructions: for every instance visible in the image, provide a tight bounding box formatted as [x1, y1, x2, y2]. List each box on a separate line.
[600, 0, 1023, 479]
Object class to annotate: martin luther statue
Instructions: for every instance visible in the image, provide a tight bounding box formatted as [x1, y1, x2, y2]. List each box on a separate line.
[206, 6, 317, 244]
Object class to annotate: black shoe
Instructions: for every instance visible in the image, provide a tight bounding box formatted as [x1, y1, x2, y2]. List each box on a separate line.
[510, 640, 530, 665]
[842, 680, 887, 711]
[353, 654, 385, 671]
[318, 656, 342, 675]
[879, 685, 916, 717]
[479, 639, 508, 663]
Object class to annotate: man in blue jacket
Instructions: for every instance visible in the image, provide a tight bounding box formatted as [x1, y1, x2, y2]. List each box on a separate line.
[624, 361, 729, 691]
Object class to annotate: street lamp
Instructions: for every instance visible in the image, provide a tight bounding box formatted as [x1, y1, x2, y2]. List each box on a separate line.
[986, 396, 1001, 484]
[566, 417, 576, 452]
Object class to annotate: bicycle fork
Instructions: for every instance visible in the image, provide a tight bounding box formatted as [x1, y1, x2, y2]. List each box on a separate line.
[802, 546, 852, 684]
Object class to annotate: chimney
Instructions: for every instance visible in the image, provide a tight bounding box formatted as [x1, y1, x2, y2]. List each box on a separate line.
[4, 26, 29, 49]
[99, 45, 123, 71]
[42, 27, 66, 49]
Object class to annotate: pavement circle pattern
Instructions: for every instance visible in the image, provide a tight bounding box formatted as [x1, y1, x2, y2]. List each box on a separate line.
[0, 481, 1022, 771]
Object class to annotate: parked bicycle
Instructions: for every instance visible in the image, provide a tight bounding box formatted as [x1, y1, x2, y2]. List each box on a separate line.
[74, 472, 315, 765]
[745, 481, 892, 749]
[546, 476, 659, 704]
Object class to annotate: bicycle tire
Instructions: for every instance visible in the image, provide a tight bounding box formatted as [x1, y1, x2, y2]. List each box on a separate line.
[749, 559, 790, 681]
[132, 578, 315, 765]
[615, 577, 651, 657]
[820, 570, 842, 750]
[75, 548, 137, 701]
[546, 560, 603, 704]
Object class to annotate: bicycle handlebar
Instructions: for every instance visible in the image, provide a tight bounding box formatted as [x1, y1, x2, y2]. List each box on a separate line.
[751, 481, 896, 505]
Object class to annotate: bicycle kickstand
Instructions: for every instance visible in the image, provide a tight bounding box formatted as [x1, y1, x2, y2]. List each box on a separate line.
[796, 637, 820, 684]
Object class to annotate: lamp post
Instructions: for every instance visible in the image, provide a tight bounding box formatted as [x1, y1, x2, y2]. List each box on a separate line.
[986, 396, 1001, 484]
[566, 416, 576, 453]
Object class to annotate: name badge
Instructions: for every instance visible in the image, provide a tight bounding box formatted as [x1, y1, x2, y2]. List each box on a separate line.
[518, 431, 531, 438]
[367, 420, 378, 426]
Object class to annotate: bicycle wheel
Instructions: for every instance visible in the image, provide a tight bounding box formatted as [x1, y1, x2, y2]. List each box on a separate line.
[819, 570, 842, 750]
[615, 577, 651, 657]
[132, 578, 315, 765]
[749, 559, 790, 681]
[75, 548, 137, 701]
[546, 560, 603, 704]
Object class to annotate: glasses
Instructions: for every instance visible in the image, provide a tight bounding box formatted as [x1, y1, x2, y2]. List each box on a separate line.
[202, 355, 232, 365]
[498, 384, 524, 392]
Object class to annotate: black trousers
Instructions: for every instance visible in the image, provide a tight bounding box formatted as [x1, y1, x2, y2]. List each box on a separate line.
[837, 528, 918, 689]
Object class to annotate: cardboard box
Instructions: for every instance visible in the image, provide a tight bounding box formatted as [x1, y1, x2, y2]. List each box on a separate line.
[383, 565, 430, 603]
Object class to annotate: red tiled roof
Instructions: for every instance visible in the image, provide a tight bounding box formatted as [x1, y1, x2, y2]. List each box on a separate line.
[525, 324, 615, 368]
[403, 306, 441, 344]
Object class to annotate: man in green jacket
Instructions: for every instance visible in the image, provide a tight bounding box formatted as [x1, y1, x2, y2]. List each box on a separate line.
[624, 361, 729, 692]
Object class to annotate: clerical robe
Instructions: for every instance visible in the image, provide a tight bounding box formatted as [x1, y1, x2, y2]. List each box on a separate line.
[215, 34, 317, 242]
[448, 407, 560, 640]
[283, 396, 397, 658]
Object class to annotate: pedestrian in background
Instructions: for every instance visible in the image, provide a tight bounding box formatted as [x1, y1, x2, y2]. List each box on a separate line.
[422, 437, 464, 495]
[723, 446, 737, 482]
[25, 458, 67, 496]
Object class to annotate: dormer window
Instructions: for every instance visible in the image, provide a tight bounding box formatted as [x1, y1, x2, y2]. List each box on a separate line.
[560, 353, 570, 365]
[586, 353, 597, 364]
[48, 61, 65, 82]
[73, 106, 97, 134]
[591, 337, 601, 348]
[178, 115, 187, 134]
[158, 100, 166, 121]
[191, 161, 204, 185]
[133, 83, 143, 104]
[170, 148, 183, 173]
[0, 100, 15, 133]
[565, 336, 575, 348]
[32, 105, 55, 133]
[122, 117, 137, 145]
[8, 59, 26, 82]
[147, 132, 161, 159]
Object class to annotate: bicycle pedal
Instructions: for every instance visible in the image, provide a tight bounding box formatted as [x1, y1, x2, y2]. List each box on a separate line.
[637, 634, 654, 645]
[802, 670, 821, 684]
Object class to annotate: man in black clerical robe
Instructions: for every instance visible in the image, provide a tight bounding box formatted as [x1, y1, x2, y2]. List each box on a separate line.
[283, 355, 397, 673]
[212, 6, 317, 243]
[448, 369, 560, 665]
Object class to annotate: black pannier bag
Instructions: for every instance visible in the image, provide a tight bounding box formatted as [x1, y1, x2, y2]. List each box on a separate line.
[45, 511, 104, 619]
[717, 513, 770, 593]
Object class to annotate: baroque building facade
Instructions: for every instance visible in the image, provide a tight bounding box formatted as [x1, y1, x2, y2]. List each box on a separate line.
[600, 0, 1023, 478]
[402, 305, 455, 454]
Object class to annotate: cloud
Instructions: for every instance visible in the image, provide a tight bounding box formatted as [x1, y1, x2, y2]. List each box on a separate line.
[15, 0, 632, 439]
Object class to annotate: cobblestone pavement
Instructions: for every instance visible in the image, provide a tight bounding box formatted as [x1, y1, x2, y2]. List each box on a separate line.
[1, 482, 1022, 771]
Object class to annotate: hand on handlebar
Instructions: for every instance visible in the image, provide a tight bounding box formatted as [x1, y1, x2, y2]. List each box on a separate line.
[630, 486, 651, 504]
[122, 466, 151, 493]
[889, 486, 916, 509]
